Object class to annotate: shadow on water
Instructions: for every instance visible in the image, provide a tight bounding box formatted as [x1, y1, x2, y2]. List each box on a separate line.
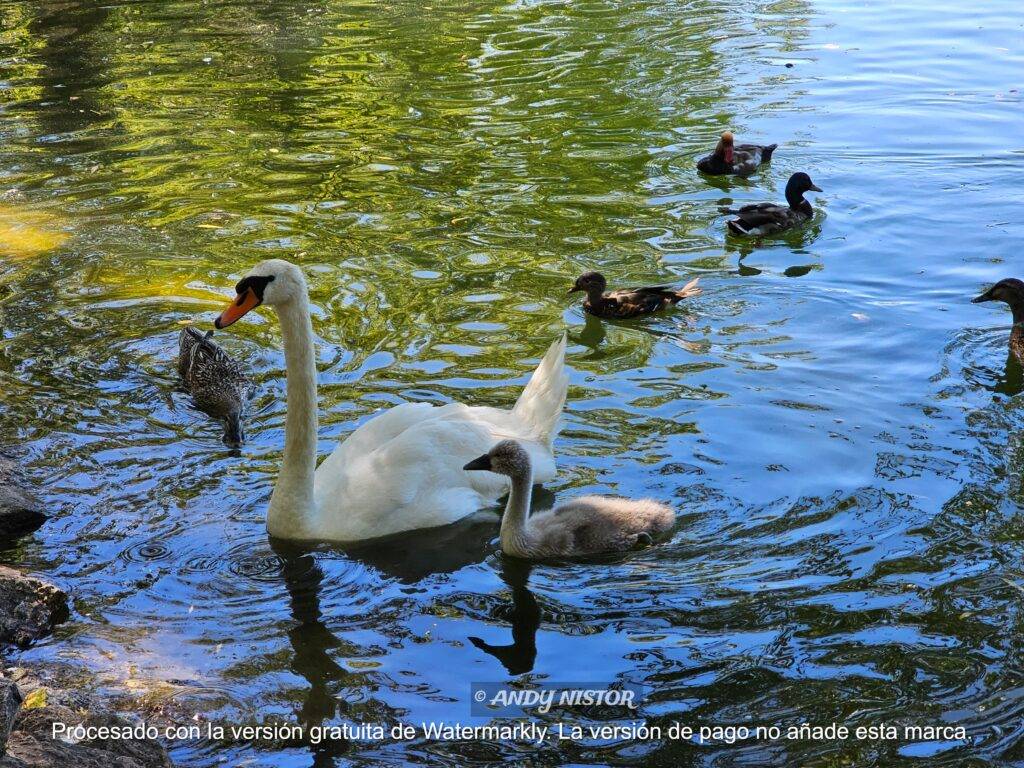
[570, 310, 701, 366]
[722, 217, 825, 275]
[338, 515, 499, 583]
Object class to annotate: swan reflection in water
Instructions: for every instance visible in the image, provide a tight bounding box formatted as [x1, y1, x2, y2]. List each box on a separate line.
[267, 515, 502, 764]
[468, 558, 540, 675]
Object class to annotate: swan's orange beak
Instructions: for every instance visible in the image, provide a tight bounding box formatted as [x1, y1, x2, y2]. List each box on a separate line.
[215, 288, 260, 329]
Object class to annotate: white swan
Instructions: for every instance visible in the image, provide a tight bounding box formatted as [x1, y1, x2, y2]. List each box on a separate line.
[214, 259, 569, 543]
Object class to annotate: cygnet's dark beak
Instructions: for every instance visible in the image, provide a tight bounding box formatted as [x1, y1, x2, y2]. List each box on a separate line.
[972, 291, 993, 304]
[808, 183, 823, 193]
[463, 454, 493, 471]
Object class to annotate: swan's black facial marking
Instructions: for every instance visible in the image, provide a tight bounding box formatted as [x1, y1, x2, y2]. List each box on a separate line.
[215, 274, 275, 329]
[234, 274, 275, 303]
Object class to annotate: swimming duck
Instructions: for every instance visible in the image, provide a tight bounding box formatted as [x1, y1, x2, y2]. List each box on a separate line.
[723, 172, 822, 236]
[569, 271, 701, 319]
[213, 259, 569, 542]
[972, 278, 1024, 363]
[178, 326, 252, 447]
[697, 131, 777, 177]
[464, 439, 674, 559]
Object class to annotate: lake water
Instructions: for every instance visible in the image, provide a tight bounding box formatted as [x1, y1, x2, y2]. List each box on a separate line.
[1, 0, 1023, 765]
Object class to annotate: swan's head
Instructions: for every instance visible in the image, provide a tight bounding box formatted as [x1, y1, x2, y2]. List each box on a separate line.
[215, 259, 307, 329]
[463, 439, 531, 477]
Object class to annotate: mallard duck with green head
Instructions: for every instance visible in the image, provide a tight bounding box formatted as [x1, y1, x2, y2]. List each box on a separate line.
[722, 172, 822, 237]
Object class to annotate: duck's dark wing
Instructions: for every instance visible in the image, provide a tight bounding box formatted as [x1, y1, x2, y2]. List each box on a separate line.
[696, 152, 728, 175]
[730, 146, 764, 177]
[737, 142, 777, 160]
[730, 203, 788, 228]
[730, 201, 781, 214]
[725, 202, 799, 236]
[602, 287, 675, 318]
[178, 327, 205, 379]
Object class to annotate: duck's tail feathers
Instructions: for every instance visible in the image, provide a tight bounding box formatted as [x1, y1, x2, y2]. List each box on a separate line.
[761, 143, 778, 161]
[673, 277, 701, 301]
[512, 332, 568, 449]
[727, 219, 749, 236]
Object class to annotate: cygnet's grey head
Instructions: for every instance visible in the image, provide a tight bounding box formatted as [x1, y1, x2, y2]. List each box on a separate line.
[463, 439, 532, 477]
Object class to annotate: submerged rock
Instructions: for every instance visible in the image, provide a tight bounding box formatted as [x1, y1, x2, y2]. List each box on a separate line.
[0, 455, 46, 540]
[0, 569, 68, 649]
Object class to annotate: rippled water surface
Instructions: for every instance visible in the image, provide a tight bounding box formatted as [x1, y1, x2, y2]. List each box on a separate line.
[2, 0, 1024, 765]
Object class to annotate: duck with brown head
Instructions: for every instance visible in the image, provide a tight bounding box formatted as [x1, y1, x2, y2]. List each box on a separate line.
[697, 131, 778, 177]
[569, 271, 701, 320]
[973, 278, 1024, 363]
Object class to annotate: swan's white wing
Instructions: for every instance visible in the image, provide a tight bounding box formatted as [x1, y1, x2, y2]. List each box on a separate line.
[306, 333, 568, 542]
[438, 403, 557, 482]
[313, 412, 504, 540]
[311, 402, 558, 541]
[315, 401, 435, 479]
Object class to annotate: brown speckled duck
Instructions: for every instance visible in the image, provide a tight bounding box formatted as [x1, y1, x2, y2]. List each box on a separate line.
[178, 326, 252, 447]
[723, 172, 822, 237]
[697, 131, 777, 177]
[569, 271, 701, 319]
[973, 278, 1024, 363]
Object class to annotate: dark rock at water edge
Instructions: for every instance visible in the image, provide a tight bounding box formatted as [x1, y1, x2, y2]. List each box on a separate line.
[0, 455, 46, 541]
[0, 568, 68, 650]
[0, 681, 20, 755]
[0, 670, 174, 768]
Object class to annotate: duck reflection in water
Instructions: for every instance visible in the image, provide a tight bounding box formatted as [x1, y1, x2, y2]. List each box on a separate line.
[990, 351, 1024, 398]
[572, 308, 702, 364]
[468, 559, 540, 675]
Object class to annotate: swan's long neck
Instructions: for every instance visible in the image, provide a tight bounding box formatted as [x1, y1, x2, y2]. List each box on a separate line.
[267, 295, 319, 539]
[500, 468, 534, 556]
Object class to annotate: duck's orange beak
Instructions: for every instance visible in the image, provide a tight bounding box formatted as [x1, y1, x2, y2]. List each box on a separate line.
[215, 288, 260, 329]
